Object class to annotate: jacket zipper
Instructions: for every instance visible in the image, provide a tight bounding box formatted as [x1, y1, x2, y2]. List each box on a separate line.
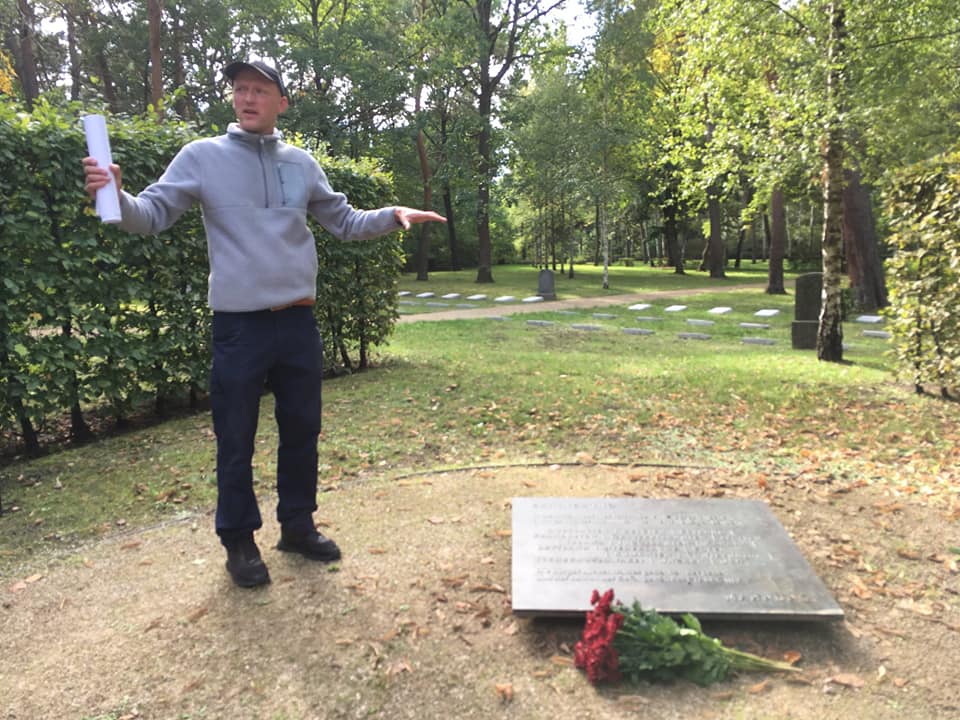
[258, 137, 269, 207]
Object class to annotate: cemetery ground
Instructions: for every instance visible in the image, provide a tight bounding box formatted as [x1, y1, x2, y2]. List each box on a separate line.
[2, 270, 959, 720]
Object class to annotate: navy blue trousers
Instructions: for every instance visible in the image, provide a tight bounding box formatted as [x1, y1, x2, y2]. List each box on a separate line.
[210, 306, 322, 546]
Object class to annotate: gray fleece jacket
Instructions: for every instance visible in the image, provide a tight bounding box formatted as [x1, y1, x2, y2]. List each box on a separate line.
[118, 123, 399, 312]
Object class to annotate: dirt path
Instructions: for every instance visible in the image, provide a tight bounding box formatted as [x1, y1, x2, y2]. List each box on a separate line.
[397, 283, 769, 323]
[2, 464, 957, 720]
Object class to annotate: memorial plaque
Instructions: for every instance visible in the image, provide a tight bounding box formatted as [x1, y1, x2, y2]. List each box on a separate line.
[511, 497, 843, 620]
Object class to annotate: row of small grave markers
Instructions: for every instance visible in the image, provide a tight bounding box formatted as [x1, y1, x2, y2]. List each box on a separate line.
[397, 291, 891, 340]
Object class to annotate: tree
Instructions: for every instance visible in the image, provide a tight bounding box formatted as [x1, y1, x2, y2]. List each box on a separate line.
[148, 0, 163, 113]
[456, 0, 564, 283]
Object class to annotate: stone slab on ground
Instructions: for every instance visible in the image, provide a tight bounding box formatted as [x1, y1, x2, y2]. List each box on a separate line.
[511, 497, 844, 620]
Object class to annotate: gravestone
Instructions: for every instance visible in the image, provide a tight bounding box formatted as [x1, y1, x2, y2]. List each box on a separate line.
[537, 269, 557, 300]
[792, 272, 822, 350]
[511, 497, 843, 620]
[677, 332, 711, 340]
[623, 328, 655, 336]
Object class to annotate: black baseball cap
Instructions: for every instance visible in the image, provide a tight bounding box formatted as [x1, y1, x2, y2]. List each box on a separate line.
[224, 60, 287, 98]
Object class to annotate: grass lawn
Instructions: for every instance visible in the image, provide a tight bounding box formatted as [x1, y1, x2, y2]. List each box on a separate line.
[397, 261, 782, 306]
[2, 273, 955, 573]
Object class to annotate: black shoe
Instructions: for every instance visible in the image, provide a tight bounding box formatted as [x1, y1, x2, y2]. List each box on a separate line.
[225, 535, 271, 588]
[277, 528, 342, 562]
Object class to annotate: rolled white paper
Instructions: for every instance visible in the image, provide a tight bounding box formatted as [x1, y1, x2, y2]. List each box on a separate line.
[81, 114, 122, 224]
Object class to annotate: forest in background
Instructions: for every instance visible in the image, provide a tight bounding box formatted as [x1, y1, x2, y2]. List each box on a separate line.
[2, 0, 959, 362]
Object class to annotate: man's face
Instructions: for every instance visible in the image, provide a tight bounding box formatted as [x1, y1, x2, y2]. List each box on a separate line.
[231, 69, 288, 134]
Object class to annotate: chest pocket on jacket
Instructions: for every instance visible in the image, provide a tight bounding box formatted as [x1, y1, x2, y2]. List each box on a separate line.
[277, 163, 307, 208]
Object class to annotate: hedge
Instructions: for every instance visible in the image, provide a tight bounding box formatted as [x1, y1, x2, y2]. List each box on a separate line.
[884, 148, 960, 397]
[0, 101, 402, 456]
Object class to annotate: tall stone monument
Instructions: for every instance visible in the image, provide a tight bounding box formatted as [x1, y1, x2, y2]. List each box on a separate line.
[537, 269, 557, 301]
[791, 272, 822, 350]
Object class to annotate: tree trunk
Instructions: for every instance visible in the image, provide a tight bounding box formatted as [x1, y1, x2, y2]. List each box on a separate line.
[15, 0, 40, 108]
[706, 187, 726, 278]
[817, 2, 847, 363]
[171, 4, 189, 119]
[414, 120, 432, 280]
[663, 200, 684, 274]
[475, 108, 493, 283]
[474, 2, 494, 285]
[148, 0, 163, 113]
[766, 187, 787, 294]
[442, 183, 460, 270]
[842, 168, 887, 311]
[65, 4, 81, 101]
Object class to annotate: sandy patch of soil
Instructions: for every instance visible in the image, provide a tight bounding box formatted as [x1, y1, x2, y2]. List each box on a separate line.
[2, 464, 958, 719]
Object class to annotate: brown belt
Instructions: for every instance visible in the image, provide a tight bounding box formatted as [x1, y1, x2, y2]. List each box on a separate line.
[270, 297, 315, 311]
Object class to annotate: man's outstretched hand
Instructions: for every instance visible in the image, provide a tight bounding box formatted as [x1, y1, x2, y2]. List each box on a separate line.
[82, 156, 123, 201]
[394, 207, 447, 230]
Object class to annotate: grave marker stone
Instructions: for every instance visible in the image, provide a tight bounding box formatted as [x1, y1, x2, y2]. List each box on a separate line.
[629, 303, 652, 311]
[792, 272, 822, 349]
[537, 269, 557, 300]
[623, 328, 655, 336]
[678, 332, 711, 340]
[511, 497, 843, 620]
[665, 305, 687, 313]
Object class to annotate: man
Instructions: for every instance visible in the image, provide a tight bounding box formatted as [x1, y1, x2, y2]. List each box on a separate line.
[83, 60, 445, 588]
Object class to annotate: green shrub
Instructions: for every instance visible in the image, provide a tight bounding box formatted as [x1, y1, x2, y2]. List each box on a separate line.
[884, 149, 960, 397]
[0, 102, 401, 454]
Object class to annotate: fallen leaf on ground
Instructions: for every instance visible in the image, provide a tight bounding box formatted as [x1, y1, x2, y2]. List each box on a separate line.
[897, 548, 922, 561]
[186, 606, 209, 623]
[386, 658, 412, 676]
[783, 650, 802, 665]
[575, 451, 596, 466]
[827, 673, 865, 689]
[551, 655, 573, 666]
[748, 679, 770, 694]
[494, 682, 514, 702]
[897, 599, 936, 616]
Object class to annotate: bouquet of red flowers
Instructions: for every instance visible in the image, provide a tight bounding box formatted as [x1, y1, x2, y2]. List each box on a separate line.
[574, 589, 800, 686]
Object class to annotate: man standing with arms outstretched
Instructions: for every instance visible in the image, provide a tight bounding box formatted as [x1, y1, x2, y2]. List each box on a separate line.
[83, 60, 445, 588]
